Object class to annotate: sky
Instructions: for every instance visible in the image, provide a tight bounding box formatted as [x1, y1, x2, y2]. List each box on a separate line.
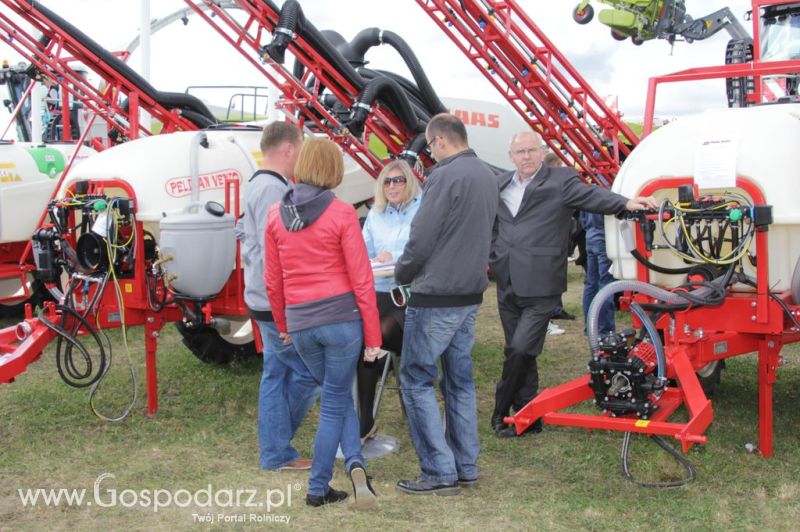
[0, 0, 757, 135]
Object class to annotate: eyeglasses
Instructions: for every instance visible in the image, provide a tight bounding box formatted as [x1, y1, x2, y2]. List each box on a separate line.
[383, 175, 407, 186]
[425, 135, 439, 152]
[511, 147, 544, 157]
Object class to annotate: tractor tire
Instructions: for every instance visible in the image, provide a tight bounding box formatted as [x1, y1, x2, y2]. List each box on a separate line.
[696, 359, 726, 397]
[631, 36, 644, 46]
[611, 30, 628, 41]
[572, 4, 594, 25]
[725, 38, 754, 108]
[175, 321, 257, 365]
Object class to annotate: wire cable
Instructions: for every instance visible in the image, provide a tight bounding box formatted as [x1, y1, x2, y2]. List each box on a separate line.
[621, 432, 697, 488]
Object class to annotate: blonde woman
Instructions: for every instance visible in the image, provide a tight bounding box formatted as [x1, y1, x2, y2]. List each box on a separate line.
[357, 160, 421, 441]
[264, 138, 380, 509]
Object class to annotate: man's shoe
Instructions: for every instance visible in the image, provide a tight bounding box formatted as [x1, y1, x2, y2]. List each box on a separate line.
[458, 478, 479, 488]
[306, 487, 348, 507]
[349, 464, 378, 510]
[551, 309, 576, 320]
[547, 321, 565, 336]
[277, 457, 312, 470]
[396, 478, 461, 496]
[496, 418, 543, 438]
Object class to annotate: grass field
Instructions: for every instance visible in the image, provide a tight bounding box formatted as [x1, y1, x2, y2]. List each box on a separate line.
[2, 264, 800, 530]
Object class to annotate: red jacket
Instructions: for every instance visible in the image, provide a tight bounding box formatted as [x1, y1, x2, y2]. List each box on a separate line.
[264, 197, 381, 347]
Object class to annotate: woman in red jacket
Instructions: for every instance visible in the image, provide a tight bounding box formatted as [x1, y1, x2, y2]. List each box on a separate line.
[264, 138, 381, 509]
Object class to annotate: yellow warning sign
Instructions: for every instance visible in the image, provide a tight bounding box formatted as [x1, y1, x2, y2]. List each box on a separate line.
[634, 420, 651, 428]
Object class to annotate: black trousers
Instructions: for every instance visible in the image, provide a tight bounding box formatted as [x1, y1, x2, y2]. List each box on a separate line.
[492, 282, 561, 423]
[357, 291, 405, 437]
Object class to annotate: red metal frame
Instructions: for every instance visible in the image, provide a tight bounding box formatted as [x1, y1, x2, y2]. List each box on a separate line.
[0, 176, 247, 415]
[643, 0, 800, 136]
[0, 0, 213, 309]
[413, 0, 639, 186]
[0, 0, 202, 141]
[184, 0, 432, 179]
[508, 177, 798, 456]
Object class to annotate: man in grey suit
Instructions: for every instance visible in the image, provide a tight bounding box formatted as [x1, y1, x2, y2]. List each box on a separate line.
[490, 131, 657, 437]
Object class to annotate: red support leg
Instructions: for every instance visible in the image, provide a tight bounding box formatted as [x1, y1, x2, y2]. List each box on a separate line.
[144, 316, 161, 416]
[758, 339, 781, 457]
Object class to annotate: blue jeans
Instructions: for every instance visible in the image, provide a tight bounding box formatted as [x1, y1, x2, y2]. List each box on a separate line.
[291, 319, 364, 496]
[400, 305, 480, 484]
[257, 321, 320, 470]
[583, 246, 616, 335]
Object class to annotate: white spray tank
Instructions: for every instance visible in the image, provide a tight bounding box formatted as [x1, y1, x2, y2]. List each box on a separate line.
[606, 103, 800, 293]
[0, 141, 95, 243]
[158, 132, 236, 299]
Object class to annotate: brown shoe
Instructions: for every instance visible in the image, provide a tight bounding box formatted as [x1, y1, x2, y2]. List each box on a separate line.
[277, 457, 312, 470]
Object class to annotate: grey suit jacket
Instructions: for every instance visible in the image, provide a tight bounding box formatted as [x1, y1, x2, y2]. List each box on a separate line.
[489, 166, 628, 298]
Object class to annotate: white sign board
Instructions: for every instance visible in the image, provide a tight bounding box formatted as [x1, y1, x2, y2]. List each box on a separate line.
[694, 137, 738, 189]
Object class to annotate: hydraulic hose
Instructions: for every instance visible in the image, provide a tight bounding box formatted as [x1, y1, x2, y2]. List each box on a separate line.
[265, 0, 436, 139]
[347, 77, 427, 137]
[264, 0, 365, 91]
[586, 280, 685, 353]
[398, 133, 429, 165]
[349, 28, 448, 115]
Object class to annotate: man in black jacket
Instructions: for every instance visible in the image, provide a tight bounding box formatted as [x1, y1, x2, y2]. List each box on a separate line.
[394, 113, 498, 495]
[490, 131, 656, 437]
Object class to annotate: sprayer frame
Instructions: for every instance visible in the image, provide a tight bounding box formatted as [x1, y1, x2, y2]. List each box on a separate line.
[507, 177, 797, 456]
[0, 176, 247, 416]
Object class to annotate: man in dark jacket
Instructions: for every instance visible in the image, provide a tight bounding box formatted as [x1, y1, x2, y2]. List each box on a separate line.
[394, 113, 499, 496]
[490, 131, 657, 437]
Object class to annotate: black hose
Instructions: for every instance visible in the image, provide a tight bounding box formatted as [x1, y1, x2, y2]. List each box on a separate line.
[632, 249, 693, 275]
[263, 0, 365, 91]
[347, 76, 427, 137]
[398, 133, 429, 165]
[349, 28, 448, 114]
[359, 69, 431, 116]
[621, 432, 697, 488]
[265, 0, 435, 139]
[40, 303, 106, 388]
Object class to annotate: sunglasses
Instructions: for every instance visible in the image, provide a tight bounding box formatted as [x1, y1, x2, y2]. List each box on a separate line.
[383, 176, 407, 186]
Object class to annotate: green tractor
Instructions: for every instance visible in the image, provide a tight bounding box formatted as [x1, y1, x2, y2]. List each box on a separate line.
[572, 0, 748, 45]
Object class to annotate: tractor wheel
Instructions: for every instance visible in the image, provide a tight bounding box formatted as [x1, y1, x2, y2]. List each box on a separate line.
[696, 359, 726, 397]
[611, 30, 628, 41]
[631, 36, 644, 46]
[725, 38, 755, 108]
[572, 4, 594, 24]
[175, 321, 257, 365]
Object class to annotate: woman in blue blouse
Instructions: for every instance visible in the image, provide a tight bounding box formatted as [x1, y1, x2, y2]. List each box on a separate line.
[358, 160, 421, 441]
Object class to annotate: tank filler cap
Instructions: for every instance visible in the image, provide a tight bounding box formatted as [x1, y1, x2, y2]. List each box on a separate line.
[204, 201, 226, 217]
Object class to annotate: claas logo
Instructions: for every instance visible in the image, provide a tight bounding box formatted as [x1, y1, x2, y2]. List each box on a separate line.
[453, 109, 500, 128]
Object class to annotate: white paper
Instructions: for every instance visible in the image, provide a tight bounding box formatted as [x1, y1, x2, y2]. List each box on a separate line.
[694, 137, 738, 189]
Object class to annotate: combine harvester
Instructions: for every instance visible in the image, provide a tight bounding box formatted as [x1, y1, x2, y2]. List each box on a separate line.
[504, 0, 800, 480]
